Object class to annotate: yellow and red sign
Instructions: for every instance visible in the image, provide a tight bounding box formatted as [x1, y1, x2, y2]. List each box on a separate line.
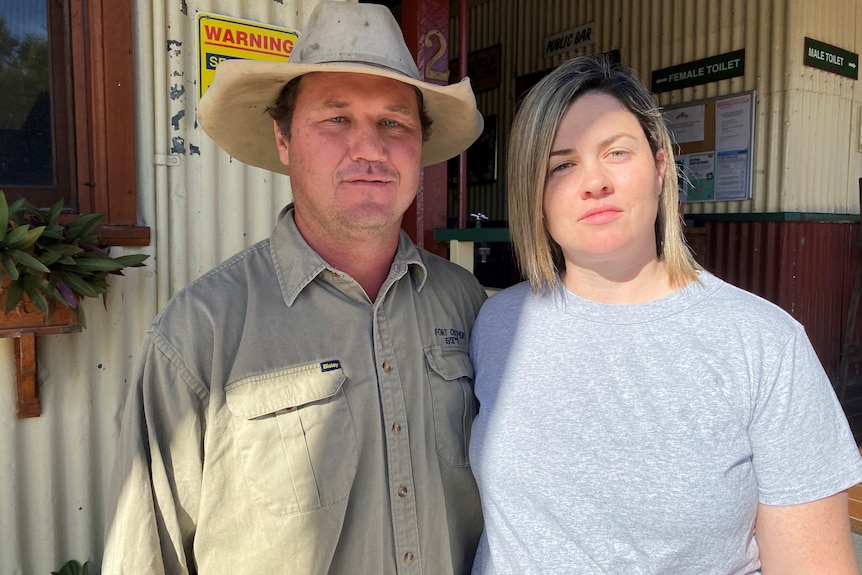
[197, 12, 299, 99]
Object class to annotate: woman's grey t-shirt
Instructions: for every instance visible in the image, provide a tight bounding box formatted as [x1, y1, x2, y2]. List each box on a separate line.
[469, 272, 862, 575]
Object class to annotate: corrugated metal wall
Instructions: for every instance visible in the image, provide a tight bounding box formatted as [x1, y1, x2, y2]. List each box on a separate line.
[788, 0, 861, 215]
[155, 0, 302, 303]
[455, 0, 861, 221]
[0, 0, 317, 572]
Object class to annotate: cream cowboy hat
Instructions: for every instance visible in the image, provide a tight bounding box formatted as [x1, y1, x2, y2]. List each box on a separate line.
[198, 1, 483, 174]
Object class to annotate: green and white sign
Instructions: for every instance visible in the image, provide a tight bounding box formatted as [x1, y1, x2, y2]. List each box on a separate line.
[651, 49, 745, 93]
[804, 37, 858, 80]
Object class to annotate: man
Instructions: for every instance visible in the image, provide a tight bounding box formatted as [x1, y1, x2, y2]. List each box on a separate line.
[102, 2, 486, 574]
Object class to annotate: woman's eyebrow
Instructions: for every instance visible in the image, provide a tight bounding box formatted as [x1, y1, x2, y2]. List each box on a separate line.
[598, 132, 638, 148]
[549, 132, 640, 157]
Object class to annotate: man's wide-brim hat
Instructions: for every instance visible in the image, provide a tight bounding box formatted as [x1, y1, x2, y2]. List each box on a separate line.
[198, 1, 483, 174]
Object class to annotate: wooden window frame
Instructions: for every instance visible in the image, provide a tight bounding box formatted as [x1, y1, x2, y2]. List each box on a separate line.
[69, 0, 149, 246]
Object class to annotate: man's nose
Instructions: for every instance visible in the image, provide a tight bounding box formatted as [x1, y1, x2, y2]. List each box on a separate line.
[349, 122, 386, 163]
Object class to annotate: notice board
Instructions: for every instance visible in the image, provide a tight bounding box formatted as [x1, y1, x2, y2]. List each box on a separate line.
[663, 91, 755, 202]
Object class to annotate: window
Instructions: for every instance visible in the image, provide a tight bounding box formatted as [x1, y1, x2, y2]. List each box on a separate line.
[0, 3, 71, 207]
[0, 0, 148, 246]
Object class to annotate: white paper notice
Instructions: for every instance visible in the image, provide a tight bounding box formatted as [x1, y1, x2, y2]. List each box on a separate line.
[715, 94, 752, 151]
[714, 149, 749, 200]
[665, 104, 705, 144]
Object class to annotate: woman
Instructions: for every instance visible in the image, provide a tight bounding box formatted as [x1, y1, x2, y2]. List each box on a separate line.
[469, 55, 862, 574]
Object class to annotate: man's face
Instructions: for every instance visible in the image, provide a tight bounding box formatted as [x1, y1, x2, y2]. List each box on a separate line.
[274, 72, 424, 244]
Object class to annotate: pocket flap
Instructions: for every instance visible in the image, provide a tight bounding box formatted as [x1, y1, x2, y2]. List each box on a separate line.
[424, 346, 474, 381]
[226, 363, 346, 419]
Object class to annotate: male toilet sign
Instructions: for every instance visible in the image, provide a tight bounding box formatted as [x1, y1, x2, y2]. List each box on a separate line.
[198, 13, 299, 99]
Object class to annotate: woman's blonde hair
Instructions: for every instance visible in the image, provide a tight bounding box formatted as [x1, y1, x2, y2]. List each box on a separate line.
[508, 55, 701, 291]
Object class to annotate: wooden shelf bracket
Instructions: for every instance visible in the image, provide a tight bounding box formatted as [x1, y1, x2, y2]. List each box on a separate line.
[0, 302, 82, 419]
[15, 334, 40, 418]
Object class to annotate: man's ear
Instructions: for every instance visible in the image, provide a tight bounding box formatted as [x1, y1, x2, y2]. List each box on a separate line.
[274, 120, 290, 167]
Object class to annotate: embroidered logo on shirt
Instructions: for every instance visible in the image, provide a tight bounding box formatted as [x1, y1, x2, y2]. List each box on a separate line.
[320, 360, 341, 372]
[434, 327, 465, 345]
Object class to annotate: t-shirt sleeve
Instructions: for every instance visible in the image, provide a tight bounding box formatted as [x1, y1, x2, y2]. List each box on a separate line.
[749, 324, 862, 505]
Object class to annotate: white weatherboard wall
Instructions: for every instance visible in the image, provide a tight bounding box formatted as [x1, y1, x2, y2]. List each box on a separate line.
[0, 0, 330, 572]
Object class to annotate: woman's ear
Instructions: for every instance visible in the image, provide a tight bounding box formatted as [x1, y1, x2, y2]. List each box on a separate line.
[654, 148, 668, 195]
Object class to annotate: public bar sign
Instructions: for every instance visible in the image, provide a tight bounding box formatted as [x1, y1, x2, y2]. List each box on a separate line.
[804, 37, 858, 80]
[544, 22, 596, 58]
[651, 49, 745, 93]
[198, 13, 300, 99]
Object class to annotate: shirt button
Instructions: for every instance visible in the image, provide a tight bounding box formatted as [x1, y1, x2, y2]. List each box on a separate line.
[404, 552, 414, 564]
[382, 361, 392, 372]
[397, 486, 409, 497]
[391, 423, 401, 435]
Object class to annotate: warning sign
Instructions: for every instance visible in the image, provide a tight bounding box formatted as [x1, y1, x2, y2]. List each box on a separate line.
[198, 13, 300, 99]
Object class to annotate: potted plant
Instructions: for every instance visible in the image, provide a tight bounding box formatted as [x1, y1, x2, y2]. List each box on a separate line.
[0, 191, 148, 328]
[0, 192, 149, 417]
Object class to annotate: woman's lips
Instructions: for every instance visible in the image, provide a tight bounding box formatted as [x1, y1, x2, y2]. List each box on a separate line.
[579, 205, 622, 224]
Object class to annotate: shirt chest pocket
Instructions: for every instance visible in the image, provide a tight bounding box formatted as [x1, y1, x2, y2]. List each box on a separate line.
[226, 364, 357, 516]
[425, 346, 477, 468]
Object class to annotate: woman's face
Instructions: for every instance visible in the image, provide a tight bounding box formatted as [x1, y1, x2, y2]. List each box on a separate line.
[542, 92, 667, 272]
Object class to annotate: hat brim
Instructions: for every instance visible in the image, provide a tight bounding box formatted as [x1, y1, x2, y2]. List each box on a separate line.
[198, 59, 483, 174]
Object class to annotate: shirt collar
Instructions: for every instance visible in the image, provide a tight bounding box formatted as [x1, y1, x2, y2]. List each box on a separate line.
[270, 205, 428, 307]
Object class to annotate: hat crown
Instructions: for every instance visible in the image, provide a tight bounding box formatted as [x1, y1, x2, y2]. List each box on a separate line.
[290, 2, 420, 80]
[197, 1, 483, 175]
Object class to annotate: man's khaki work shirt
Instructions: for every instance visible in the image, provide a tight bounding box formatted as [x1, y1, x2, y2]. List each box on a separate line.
[103, 206, 486, 574]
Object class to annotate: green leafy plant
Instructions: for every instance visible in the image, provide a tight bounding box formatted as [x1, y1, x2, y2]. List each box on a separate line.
[0, 192, 148, 327]
[52, 559, 97, 575]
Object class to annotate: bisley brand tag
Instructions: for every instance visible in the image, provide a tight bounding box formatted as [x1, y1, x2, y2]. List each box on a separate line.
[320, 360, 341, 372]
